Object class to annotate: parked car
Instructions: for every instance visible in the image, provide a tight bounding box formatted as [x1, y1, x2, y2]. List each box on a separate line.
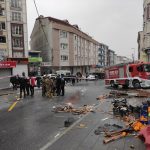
[47, 74, 57, 79]
[87, 75, 96, 80]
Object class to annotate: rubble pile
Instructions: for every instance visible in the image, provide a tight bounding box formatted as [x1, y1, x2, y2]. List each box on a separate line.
[110, 89, 150, 98]
[96, 90, 150, 149]
[52, 104, 94, 115]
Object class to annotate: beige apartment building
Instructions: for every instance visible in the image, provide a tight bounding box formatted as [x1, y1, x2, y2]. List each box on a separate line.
[0, 0, 28, 88]
[30, 16, 99, 75]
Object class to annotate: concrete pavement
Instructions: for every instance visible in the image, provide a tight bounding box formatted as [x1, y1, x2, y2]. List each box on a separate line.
[0, 80, 146, 150]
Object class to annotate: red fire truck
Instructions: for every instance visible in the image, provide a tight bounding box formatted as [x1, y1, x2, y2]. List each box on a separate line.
[105, 62, 150, 88]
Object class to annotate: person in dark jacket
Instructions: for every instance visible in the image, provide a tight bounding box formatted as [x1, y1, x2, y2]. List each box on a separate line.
[19, 72, 27, 98]
[36, 76, 41, 88]
[56, 75, 61, 96]
[26, 77, 30, 96]
[60, 75, 65, 96]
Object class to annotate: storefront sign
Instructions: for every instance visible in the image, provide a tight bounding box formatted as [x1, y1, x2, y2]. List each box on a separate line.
[41, 62, 51, 66]
[29, 57, 42, 62]
[7, 58, 28, 64]
[0, 61, 16, 68]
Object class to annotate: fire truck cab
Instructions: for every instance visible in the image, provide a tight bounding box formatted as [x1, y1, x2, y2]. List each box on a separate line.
[105, 62, 150, 88]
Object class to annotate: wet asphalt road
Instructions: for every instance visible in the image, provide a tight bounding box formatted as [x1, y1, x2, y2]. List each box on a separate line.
[0, 80, 107, 150]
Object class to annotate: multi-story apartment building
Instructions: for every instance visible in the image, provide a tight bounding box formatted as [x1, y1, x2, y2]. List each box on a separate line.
[116, 56, 132, 64]
[106, 49, 115, 66]
[30, 16, 99, 75]
[138, 0, 150, 62]
[98, 43, 108, 67]
[0, 0, 28, 77]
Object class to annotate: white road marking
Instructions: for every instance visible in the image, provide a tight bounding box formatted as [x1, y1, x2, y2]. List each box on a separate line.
[101, 117, 109, 121]
[40, 102, 102, 150]
[54, 133, 60, 138]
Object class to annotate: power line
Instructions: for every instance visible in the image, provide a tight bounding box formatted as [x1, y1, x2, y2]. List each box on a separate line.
[33, 0, 49, 44]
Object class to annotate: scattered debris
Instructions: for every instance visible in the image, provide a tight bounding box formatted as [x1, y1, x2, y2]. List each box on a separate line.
[96, 94, 109, 100]
[52, 104, 94, 115]
[95, 91, 150, 146]
[130, 145, 135, 149]
[94, 124, 123, 135]
[139, 126, 150, 150]
[111, 89, 150, 98]
[64, 117, 75, 127]
[77, 123, 86, 128]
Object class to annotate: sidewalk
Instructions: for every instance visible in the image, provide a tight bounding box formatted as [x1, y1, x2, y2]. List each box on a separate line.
[46, 100, 146, 150]
[0, 88, 18, 110]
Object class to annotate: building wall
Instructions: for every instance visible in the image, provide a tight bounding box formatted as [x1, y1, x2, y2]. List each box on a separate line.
[142, 0, 150, 61]
[30, 17, 100, 75]
[0, 0, 8, 59]
[5, 0, 28, 58]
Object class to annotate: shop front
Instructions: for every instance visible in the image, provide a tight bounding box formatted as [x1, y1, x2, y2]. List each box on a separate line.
[0, 61, 16, 89]
[28, 57, 42, 76]
[7, 58, 28, 76]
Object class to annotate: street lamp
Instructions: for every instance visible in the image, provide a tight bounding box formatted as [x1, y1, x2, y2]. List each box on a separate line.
[131, 48, 135, 62]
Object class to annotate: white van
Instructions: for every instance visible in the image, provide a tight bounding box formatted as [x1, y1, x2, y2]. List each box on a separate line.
[56, 70, 71, 76]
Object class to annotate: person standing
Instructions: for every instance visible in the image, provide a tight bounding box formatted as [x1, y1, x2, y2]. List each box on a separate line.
[36, 76, 41, 88]
[56, 75, 61, 96]
[60, 75, 65, 96]
[29, 75, 36, 96]
[26, 76, 30, 96]
[19, 72, 27, 98]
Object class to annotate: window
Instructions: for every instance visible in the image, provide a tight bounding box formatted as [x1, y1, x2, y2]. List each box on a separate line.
[137, 65, 143, 72]
[0, 5, 5, 16]
[0, 36, 6, 43]
[147, 4, 150, 19]
[60, 30, 67, 38]
[0, 22, 5, 30]
[12, 12, 21, 21]
[11, 0, 21, 8]
[60, 43, 68, 50]
[61, 55, 68, 61]
[143, 64, 150, 72]
[13, 52, 23, 58]
[12, 37, 23, 47]
[11, 24, 23, 35]
[74, 35, 77, 40]
[129, 66, 133, 72]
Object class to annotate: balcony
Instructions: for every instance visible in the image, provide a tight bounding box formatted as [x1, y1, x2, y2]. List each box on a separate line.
[29, 57, 42, 63]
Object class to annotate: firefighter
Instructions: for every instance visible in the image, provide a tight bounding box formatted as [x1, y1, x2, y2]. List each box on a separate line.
[45, 77, 53, 98]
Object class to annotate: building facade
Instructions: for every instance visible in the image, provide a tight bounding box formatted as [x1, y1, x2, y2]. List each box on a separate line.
[28, 51, 42, 76]
[116, 56, 132, 64]
[30, 16, 99, 75]
[138, 0, 150, 62]
[106, 49, 115, 66]
[98, 43, 109, 67]
[0, 0, 28, 77]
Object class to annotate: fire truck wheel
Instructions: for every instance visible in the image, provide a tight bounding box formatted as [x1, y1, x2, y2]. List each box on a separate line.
[132, 80, 141, 88]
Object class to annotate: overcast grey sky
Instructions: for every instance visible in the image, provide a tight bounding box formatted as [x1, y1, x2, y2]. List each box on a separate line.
[27, 0, 143, 59]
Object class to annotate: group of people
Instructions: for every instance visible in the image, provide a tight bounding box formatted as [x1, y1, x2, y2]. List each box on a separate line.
[42, 74, 65, 98]
[10, 72, 79, 99]
[10, 72, 37, 98]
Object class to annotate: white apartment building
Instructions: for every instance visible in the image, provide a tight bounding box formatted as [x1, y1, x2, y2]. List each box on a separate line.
[0, 0, 28, 77]
[30, 16, 99, 75]
[0, 0, 28, 88]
